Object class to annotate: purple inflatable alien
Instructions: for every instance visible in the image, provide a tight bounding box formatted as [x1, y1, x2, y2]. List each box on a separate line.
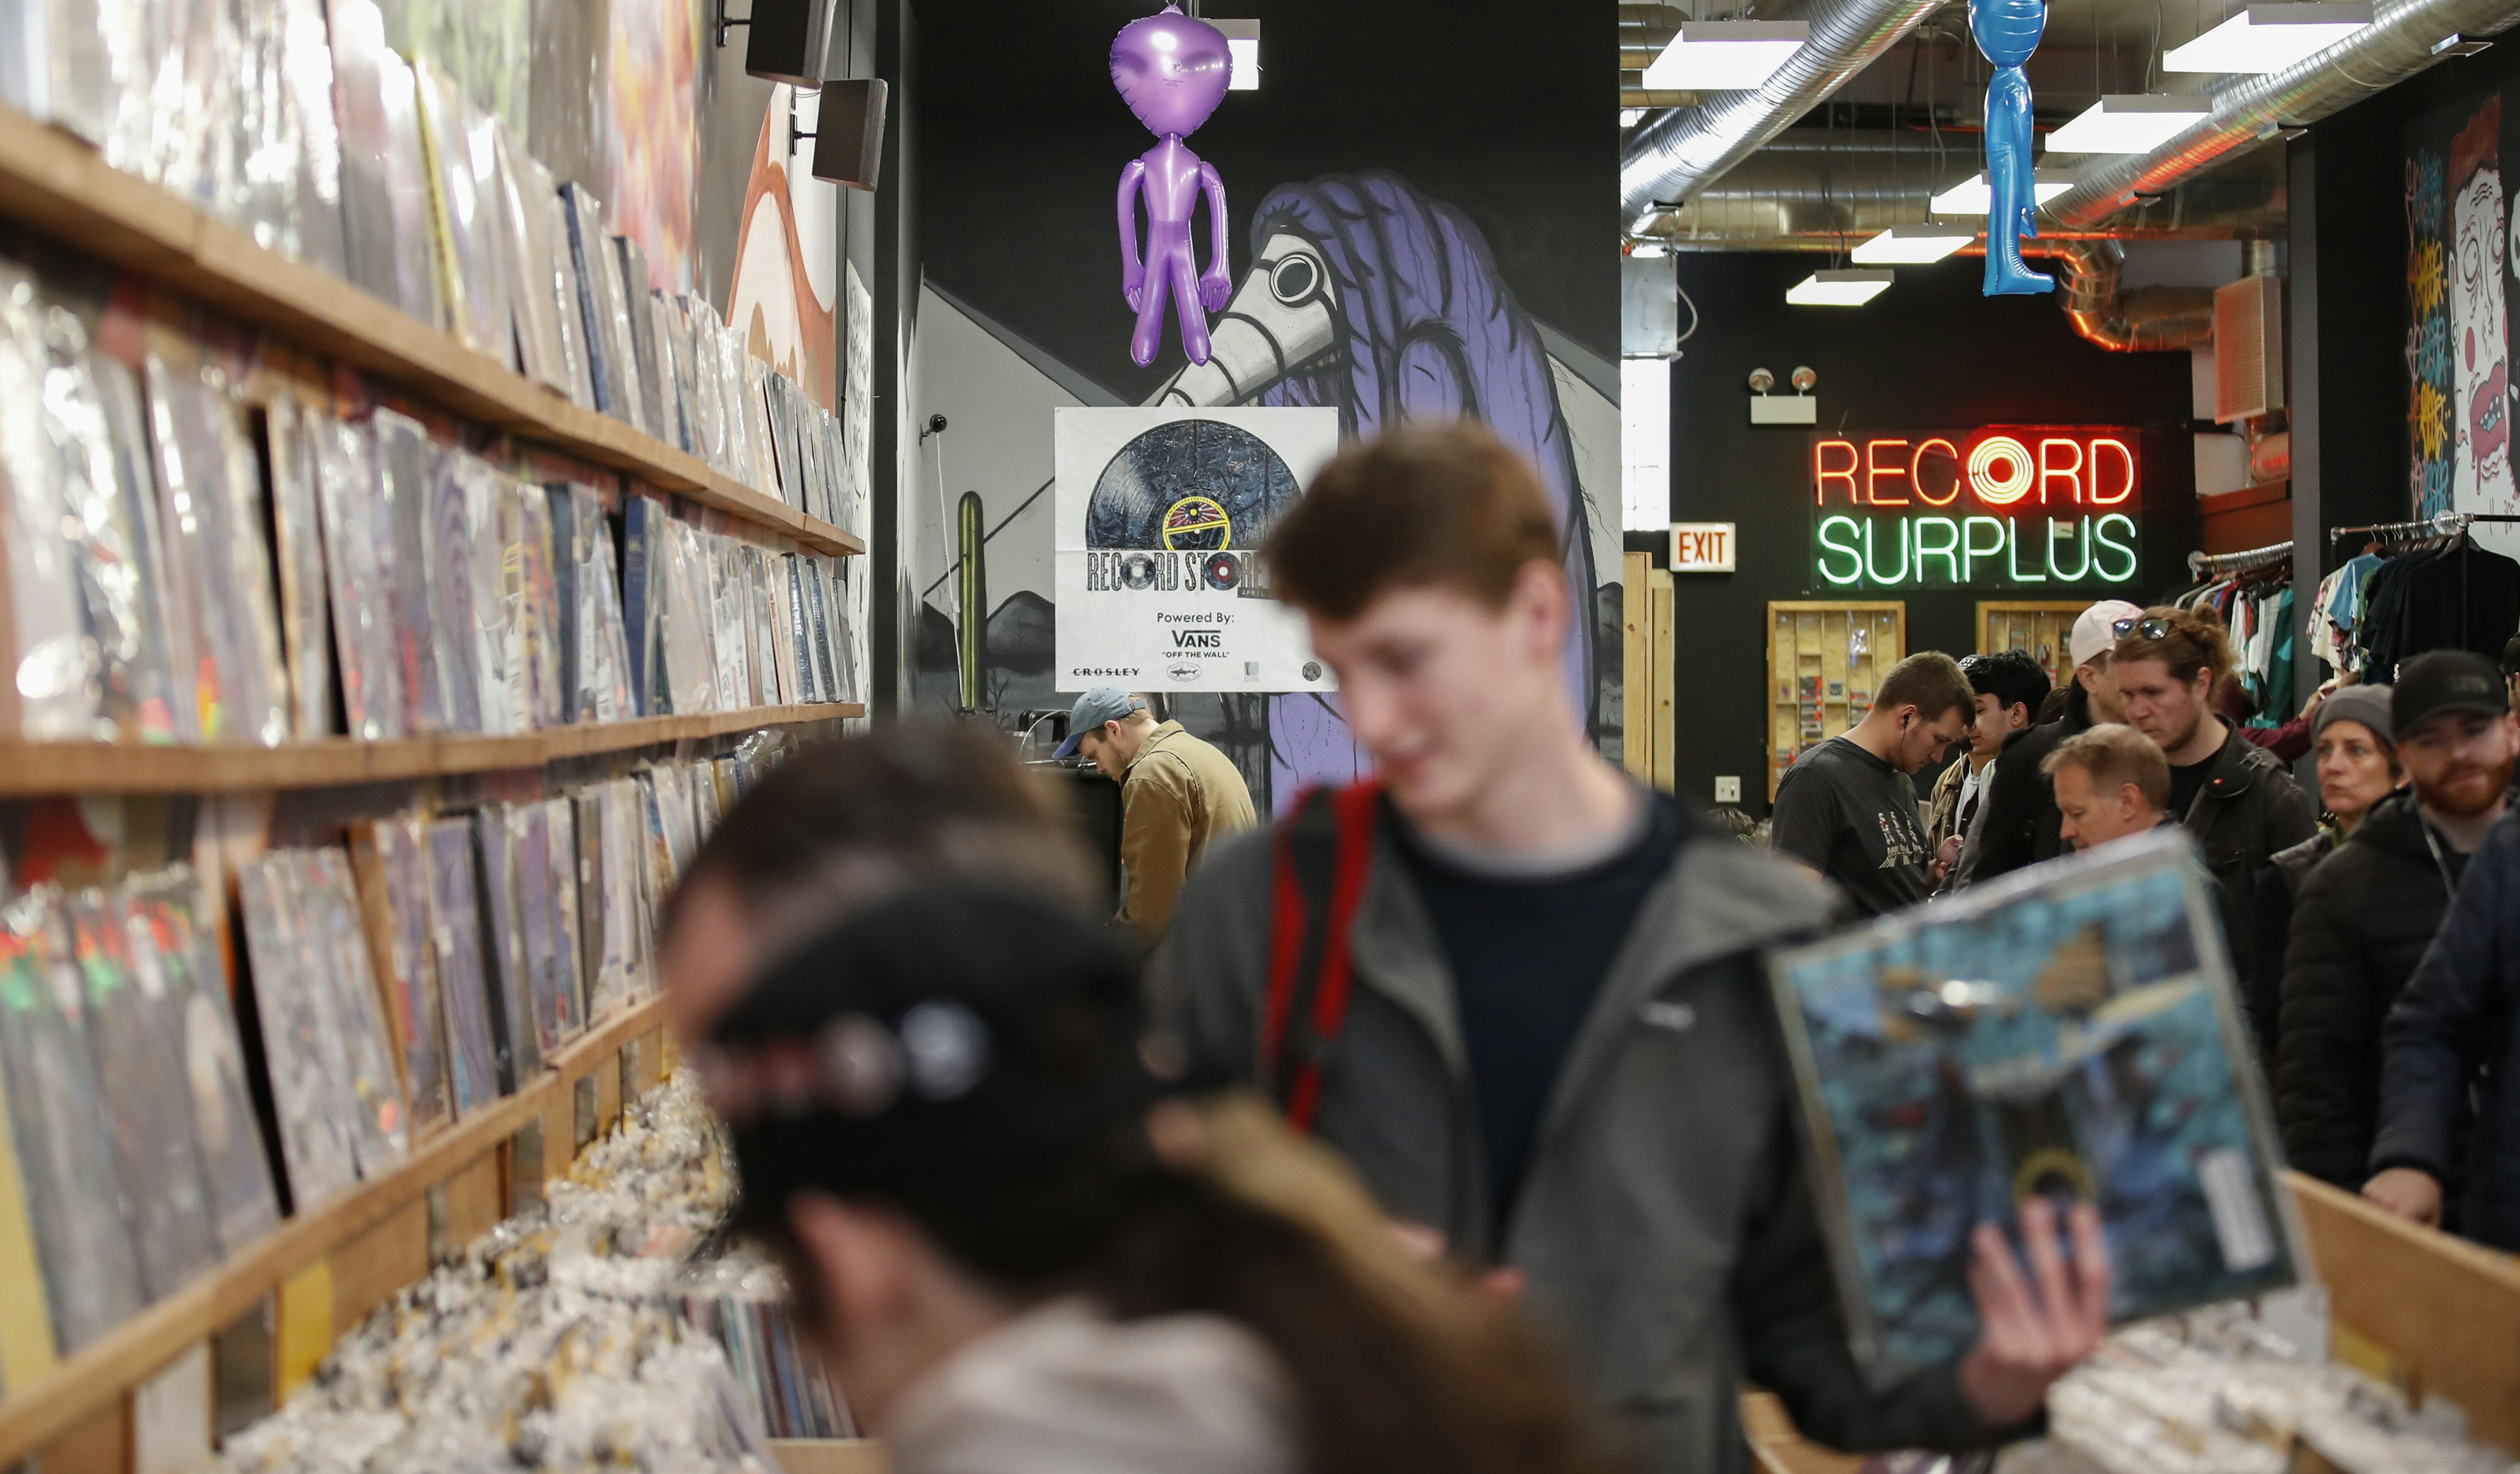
[1111, 5, 1233, 367]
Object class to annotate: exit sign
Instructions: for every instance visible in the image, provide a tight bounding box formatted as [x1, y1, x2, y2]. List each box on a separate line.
[1672, 522, 1736, 572]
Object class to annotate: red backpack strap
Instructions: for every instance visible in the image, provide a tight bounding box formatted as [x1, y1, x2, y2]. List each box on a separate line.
[1263, 781, 1381, 1132]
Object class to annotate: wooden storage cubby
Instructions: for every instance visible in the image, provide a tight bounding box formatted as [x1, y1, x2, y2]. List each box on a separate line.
[1764, 602, 1906, 801]
[1976, 600, 2093, 688]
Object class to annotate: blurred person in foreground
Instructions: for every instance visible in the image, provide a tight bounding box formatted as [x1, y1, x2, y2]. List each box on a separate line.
[1771, 652, 1974, 916]
[1155, 424, 2109, 1473]
[1930, 650, 2053, 892]
[2109, 607, 2318, 982]
[697, 883, 1622, 1474]
[2039, 723, 2170, 853]
[2242, 686, 2397, 1061]
[1971, 600, 2143, 882]
[2279, 655, 2514, 1195]
[2354, 655, 2520, 1245]
[1055, 687, 1258, 947]
[655, 722, 1100, 1047]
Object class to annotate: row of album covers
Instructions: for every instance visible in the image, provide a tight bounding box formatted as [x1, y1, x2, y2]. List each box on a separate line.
[0, 255, 864, 746]
[0, 0, 869, 534]
[0, 742, 772, 1383]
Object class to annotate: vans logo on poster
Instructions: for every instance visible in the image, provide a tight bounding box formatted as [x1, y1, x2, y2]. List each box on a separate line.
[1171, 629, 1222, 648]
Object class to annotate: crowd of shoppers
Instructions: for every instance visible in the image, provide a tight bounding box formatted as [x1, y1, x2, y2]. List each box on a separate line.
[650, 423, 2520, 1474]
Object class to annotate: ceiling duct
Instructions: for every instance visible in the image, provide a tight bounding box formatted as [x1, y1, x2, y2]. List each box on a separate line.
[2047, 240, 2218, 352]
[1656, 130, 2286, 245]
[1618, 0, 1943, 219]
[2045, 0, 2520, 229]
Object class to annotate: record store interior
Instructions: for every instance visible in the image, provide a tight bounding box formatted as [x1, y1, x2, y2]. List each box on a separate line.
[3, 1, 2520, 1473]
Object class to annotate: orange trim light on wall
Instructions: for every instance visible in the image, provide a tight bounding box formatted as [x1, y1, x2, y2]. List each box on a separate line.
[1811, 429, 2141, 589]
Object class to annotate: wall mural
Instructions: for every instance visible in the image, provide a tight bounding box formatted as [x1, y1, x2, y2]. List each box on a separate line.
[913, 170, 1617, 812]
[2408, 91, 2520, 558]
[917, 173, 1603, 816]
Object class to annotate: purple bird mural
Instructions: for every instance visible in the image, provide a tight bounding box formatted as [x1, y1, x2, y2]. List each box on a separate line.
[1150, 170, 1601, 809]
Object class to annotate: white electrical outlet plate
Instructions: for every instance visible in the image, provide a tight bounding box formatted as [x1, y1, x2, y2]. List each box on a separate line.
[1714, 776, 1742, 803]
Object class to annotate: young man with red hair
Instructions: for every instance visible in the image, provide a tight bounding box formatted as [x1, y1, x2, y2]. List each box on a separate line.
[1155, 423, 2107, 1473]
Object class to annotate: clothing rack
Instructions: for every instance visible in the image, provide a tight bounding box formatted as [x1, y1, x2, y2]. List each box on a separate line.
[2188, 539, 2294, 576]
[2328, 510, 2520, 543]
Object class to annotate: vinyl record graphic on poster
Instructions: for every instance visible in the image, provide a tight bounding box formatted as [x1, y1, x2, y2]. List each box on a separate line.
[1054, 407, 1337, 692]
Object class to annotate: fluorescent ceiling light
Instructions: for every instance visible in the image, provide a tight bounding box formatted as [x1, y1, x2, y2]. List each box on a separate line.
[2042, 94, 2214, 152]
[1634, 209, 1667, 234]
[1642, 21, 1810, 90]
[2163, 3, 2371, 72]
[1212, 20, 1261, 90]
[1928, 170, 2078, 216]
[1787, 268, 1894, 306]
[1851, 225, 1976, 263]
[1621, 108, 1647, 126]
[1629, 239, 1670, 257]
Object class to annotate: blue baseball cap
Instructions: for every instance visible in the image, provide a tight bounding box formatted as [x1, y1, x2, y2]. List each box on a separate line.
[1051, 688, 1149, 759]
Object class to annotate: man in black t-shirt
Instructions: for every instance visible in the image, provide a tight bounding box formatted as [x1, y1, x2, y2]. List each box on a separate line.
[1770, 653, 1976, 917]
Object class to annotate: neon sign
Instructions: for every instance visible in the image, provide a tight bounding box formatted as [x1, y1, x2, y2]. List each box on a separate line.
[1809, 429, 2142, 589]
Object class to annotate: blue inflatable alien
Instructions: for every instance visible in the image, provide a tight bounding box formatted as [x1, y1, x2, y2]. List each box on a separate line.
[1973, 0, 2053, 294]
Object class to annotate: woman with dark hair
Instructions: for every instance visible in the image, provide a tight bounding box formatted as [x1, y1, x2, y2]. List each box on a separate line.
[690, 882, 1622, 1474]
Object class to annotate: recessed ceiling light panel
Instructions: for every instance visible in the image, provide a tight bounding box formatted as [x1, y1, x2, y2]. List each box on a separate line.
[1850, 225, 1977, 263]
[1642, 21, 1811, 90]
[2163, 3, 2372, 73]
[1787, 268, 1894, 306]
[1928, 170, 2078, 216]
[2042, 94, 2214, 153]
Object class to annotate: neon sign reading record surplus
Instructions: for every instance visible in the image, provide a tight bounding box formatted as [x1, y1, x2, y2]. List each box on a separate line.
[1810, 429, 2141, 589]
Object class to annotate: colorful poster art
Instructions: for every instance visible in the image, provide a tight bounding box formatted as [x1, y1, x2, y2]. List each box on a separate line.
[2408, 92, 2520, 559]
[726, 85, 840, 410]
[604, 0, 698, 294]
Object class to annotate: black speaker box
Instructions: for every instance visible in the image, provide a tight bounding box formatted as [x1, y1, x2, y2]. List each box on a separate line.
[811, 78, 889, 192]
[744, 0, 831, 86]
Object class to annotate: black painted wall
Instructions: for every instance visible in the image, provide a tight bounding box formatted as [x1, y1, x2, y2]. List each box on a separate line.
[1664, 253, 2199, 813]
[915, 0, 1616, 396]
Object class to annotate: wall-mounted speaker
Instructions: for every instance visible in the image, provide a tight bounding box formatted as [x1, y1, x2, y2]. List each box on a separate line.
[743, 0, 832, 86]
[811, 78, 889, 192]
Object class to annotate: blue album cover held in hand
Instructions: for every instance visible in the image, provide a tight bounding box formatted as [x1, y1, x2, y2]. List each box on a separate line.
[1765, 829, 2303, 1371]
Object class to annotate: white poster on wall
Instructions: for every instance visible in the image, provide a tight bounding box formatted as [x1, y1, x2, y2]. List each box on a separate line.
[1054, 406, 1340, 694]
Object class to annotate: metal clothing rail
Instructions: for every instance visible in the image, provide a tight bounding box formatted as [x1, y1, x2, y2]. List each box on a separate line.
[2328, 510, 2520, 543]
[2189, 539, 2294, 575]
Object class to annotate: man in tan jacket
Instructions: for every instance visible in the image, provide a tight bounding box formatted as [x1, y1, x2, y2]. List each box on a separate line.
[1054, 688, 1257, 944]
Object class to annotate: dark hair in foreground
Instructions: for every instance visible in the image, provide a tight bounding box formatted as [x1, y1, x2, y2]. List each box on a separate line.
[702, 882, 1624, 1474]
[663, 720, 1095, 945]
[1264, 422, 1563, 622]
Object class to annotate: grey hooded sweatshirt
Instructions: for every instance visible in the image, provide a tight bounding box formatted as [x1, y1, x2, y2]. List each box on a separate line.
[1153, 804, 2025, 1474]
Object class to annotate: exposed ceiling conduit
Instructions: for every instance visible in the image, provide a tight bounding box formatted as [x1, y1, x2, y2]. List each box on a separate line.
[2044, 0, 2520, 229]
[1654, 130, 2285, 243]
[2043, 240, 2217, 352]
[1618, 0, 1945, 220]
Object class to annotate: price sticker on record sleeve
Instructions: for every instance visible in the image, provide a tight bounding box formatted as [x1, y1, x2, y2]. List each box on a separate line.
[1053, 407, 1339, 693]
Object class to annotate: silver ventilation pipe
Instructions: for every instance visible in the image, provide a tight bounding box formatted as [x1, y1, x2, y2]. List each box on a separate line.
[1618, 0, 1944, 221]
[2045, 0, 2520, 229]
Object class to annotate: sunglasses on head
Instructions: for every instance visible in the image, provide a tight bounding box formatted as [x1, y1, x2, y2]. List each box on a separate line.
[2112, 616, 2175, 642]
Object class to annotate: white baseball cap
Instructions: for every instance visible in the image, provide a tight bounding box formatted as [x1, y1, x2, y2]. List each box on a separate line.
[2069, 600, 2148, 669]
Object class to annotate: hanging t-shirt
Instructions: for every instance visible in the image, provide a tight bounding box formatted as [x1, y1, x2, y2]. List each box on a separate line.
[1772, 736, 1933, 918]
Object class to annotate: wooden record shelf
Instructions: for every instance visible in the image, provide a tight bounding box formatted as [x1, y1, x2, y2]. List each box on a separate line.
[0, 997, 670, 1467]
[0, 103, 865, 560]
[0, 704, 862, 797]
